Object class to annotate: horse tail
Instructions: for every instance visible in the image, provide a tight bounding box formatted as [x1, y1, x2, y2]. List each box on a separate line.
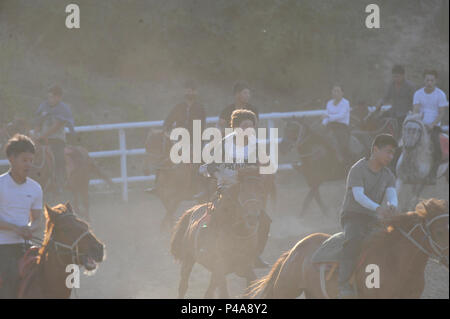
[246, 250, 290, 298]
[170, 207, 195, 262]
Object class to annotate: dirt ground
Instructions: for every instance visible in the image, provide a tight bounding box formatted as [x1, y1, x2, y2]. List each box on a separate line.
[74, 173, 449, 299]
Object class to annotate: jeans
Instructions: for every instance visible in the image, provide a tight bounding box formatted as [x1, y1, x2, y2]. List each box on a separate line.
[0, 244, 26, 299]
[338, 216, 376, 286]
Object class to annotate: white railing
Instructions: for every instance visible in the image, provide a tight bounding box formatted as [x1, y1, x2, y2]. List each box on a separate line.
[2, 108, 446, 201]
[0, 110, 326, 201]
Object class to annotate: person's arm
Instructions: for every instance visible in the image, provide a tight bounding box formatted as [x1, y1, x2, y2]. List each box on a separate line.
[40, 120, 65, 140]
[29, 209, 42, 233]
[163, 104, 181, 133]
[385, 187, 398, 209]
[327, 102, 349, 123]
[217, 106, 230, 132]
[430, 92, 449, 127]
[376, 84, 392, 111]
[412, 90, 421, 114]
[352, 187, 380, 211]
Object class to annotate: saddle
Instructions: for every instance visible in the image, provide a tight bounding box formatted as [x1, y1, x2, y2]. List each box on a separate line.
[310, 232, 369, 297]
[16, 246, 41, 298]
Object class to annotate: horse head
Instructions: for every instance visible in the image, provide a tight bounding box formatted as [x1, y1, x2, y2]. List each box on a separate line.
[41, 202, 105, 273]
[218, 168, 266, 237]
[401, 113, 428, 150]
[279, 117, 308, 154]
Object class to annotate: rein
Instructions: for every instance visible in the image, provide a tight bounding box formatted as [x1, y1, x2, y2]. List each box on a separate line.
[397, 213, 449, 267]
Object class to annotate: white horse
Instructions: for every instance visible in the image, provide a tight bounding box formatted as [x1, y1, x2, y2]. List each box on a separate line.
[396, 112, 449, 210]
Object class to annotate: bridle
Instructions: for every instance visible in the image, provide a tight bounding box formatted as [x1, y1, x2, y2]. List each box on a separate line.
[32, 213, 92, 267]
[402, 119, 424, 149]
[397, 212, 449, 267]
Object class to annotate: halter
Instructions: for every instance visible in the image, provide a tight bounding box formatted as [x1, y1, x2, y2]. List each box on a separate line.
[402, 119, 424, 148]
[397, 213, 449, 267]
[32, 213, 92, 267]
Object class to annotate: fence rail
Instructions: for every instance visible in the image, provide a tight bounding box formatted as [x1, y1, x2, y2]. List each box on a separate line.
[1, 108, 447, 201]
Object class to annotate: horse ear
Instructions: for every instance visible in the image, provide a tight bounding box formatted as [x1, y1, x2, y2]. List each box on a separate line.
[65, 202, 73, 213]
[44, 204, 57, 221]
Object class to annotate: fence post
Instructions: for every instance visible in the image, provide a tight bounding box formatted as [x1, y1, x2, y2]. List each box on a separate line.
[119, 128, 128, 202]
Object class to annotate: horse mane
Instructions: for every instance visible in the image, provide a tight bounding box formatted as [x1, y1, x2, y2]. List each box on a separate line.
[364, 198, 448, 251]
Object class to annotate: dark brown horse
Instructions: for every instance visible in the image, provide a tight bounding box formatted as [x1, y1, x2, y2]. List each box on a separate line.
[279, 116, 397, 216]
[0, 119, 114, 221]
[18, 202, 105, 298]
[170, 169, 271, 298]
[247, 198, 449, 298]
[144, 129, 212, 230]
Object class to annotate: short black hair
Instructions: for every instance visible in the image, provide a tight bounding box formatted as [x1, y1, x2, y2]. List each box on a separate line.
[423, 69, 438, 78]
[371, 134, 397, 153]
[5, 134, 35, 157]
[233, 81, 250, 96]
[230, 109, 257, 129]
[48, 85, 63, 97]
[392, 65, 405, 75]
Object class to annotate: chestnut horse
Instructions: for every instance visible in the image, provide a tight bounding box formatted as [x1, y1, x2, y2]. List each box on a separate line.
[247, 198, 448, 298]
[18, 202, 105, 298]
[170, 169, 271, 298]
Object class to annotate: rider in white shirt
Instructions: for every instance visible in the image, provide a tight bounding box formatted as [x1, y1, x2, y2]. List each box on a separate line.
[322, 85, 351, 166]
[0, 134, 43, 298]
[413, 70, 449, 184]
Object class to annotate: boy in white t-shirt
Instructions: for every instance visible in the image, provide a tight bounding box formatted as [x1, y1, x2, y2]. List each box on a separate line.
[413, 70, 449, 184]
[0, 134, 43, 298]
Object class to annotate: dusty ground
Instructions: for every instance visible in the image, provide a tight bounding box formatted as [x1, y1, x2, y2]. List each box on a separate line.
[74, 173, 449, 299]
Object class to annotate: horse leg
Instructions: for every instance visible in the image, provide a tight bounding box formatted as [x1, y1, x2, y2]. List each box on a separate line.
[299, 188, 314, 218]
[204, 272, 219, 298]
[310, 185, 327, 216]
[161, 200, 179, 231]
[217, 274, 229, 299]
[178, 257, 195, 299]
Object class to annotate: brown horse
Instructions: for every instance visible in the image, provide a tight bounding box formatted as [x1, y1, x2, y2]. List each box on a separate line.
[18, 202, 105, 298]
[144, 129, 211, 230]
[170, 169, 270, 298]
[0, 119, 114, 221]
[247, 198, 448, 298]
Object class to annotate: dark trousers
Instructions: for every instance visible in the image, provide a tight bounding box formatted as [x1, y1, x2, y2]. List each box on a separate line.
[430, 126, 442, 178]
[48, 138, 66, 186]
[338, 216, 375, 286]
[0, 244, 26, 299]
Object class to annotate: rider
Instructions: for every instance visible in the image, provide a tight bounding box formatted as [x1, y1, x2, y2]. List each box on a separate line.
[413, 69, 449, 185]
[338, 134, 398, 298]
[0, 134, 43, 298]
[34, 85, 74, 190]
[150, 80, 207, 195]
[375, 64, 416, 137]
[217, 81, 259, 135]
[321, 85, 351, 166]
[200, 109, 271, 269]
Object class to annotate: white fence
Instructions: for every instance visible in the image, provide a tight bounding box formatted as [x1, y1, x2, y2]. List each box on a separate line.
[0, 110, 325, 201]
[2, 109, 447, 201]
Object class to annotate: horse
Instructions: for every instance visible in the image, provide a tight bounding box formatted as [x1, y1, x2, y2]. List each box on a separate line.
[144, 128, 216, 230]
[247, 198, 448, 298]
[170, 168, 270, 298]
[396, 113, 449, 211]
[0, 119, 114, 221]
[279, 116, 397, 217]
[17, 202, 105, 298]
